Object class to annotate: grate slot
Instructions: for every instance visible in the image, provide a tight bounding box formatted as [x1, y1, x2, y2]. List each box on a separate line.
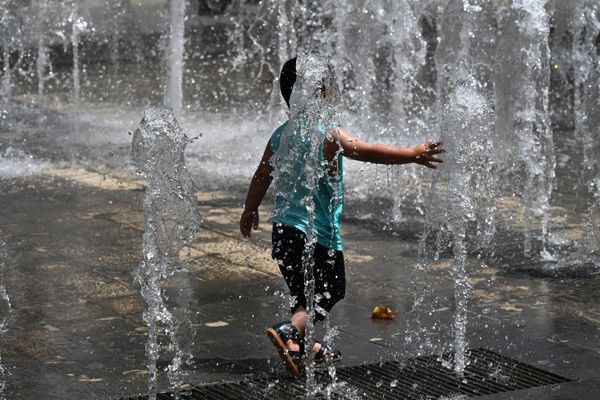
[349, 363, 431, 399]
[362, 362, 443, 398]
[469, 349, 563, 389]
[471, 348, 570, 385]
[389, 362, 452, 398]
[350, 362, 439, 399]
[462, 365, 515, 394]
[335, 365, 407, 399]
[269, 380, 306, 398]
[194, 381, 263, 400]
[390, 359, 461, 398]
[208, 384, 243, 399]
[215, 382, 262, 399]
[466, 350, 530, 391]
[191, 386, 232, 400]
[356, 361, 423, 397]
[410, 357, 495, 397]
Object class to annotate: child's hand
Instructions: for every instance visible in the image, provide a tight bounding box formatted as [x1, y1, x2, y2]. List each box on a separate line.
[240, 208, 259, 237]
[414, 140, 445, 169]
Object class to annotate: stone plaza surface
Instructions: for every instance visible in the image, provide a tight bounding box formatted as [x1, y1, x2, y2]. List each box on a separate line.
[0, 162, 598, 399]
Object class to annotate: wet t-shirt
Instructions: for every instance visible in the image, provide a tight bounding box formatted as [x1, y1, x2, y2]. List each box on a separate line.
[269, 120, 344, 251]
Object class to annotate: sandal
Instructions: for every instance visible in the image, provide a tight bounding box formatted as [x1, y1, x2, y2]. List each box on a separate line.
[314, 340, 342, 364]
[265, 321, 304, 377]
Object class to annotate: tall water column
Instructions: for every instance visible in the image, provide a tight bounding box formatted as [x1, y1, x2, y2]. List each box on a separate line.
[131, 108, 201, 399]
[0, 0, 18, 114]
[424, 0, 498, 375]
[271, 53, 342, 397]
[494, 0, 555, 256]
[573, 0, 600, 257]
[69, 1, 87, 107]
[165, 0, 186, 122]
[0, 230, 11, 400]
[36, 0, 49, 101]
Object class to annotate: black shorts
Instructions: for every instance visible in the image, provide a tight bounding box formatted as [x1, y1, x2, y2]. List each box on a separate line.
[272, 223, 345, 321]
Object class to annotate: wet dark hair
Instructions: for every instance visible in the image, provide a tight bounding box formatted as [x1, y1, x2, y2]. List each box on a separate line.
[280, 57, 297, 108]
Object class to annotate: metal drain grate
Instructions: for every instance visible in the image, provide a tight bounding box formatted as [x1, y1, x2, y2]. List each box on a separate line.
[128, 348, 570, 399]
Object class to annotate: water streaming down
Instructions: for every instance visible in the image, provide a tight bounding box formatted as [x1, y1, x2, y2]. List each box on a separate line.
[495, 0, 555, 257]
[0, 2, 13, 117]
[422, 0, 498, 375]
[108, 0, 126, 65]
[35, 0, 48, 101]
[69, 1, 86, 107]
[573, 0, 600, 262]
[165, 0, 186, 122]
[240, 0, 297, 123]
[270, 53, 342, 397]
[0, 2, 29, 127]
[131, 107, 201, 399]
[332, 1, 432, 223]
[0, 230, 11, 400]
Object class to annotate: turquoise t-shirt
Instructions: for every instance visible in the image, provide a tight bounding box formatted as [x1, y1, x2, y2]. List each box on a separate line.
[269, 120, 344, 251]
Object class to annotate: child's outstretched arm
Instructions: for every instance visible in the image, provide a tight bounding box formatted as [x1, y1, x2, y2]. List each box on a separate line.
[327, 127, 445, 168]
[240, 142, 274, 237]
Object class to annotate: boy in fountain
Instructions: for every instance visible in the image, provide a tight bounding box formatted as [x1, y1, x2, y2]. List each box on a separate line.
[239, 56, 445, 376]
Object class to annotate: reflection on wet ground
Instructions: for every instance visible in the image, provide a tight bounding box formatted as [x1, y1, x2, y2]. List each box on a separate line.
[0, 163, 598, 398]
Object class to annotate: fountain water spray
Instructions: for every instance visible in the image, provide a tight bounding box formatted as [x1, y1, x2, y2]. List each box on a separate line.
[0, 0, 20, 116]
[165, 0, 186, 122]
[573, 0, 600, 257]
[131, 107, 201, 399]
[108, 0, 126, 65]
[271, 53, 341, 397]
[422, 0, 498, 375]
[0, 230, 11, 400]
[242, 0, 295, 122]
[69, 1, 87, 107]
[0, 3, 11, 106]
[381, 1, 429, 222]
[35, 0, 49, 101]
[495, 0, 555, 256]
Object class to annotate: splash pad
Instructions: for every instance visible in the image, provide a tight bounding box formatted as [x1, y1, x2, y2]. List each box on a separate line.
[0, 1, 599, 399]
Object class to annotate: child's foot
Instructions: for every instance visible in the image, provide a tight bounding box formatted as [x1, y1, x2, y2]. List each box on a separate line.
[314, 340, 342, 364]
[266, 322, 343, 375]
[266, 321, 303, 377]
[285, 340, 341, 363]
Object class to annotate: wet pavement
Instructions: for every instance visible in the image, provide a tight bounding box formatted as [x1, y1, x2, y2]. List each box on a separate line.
[0, 161, 598, 399]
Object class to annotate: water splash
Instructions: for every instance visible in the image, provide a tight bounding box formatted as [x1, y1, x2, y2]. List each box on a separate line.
[422, 0, 498, 376]
[165, 0, 186, 122]
[0, 0, 20, 118]
[271, 52, 341, 397]
[108, 0, 127, 65]
[0, 147, 48, 178]
[35, 0, 49, 101]
[574, 0, 600, 257]
[495, 0, 555, 256]
[0, 230, 11, 400]
[69, 1, 87, 107]
[131, 107, 201, 399]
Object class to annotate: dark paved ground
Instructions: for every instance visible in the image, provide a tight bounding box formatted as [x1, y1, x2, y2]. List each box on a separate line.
[0, 162, 598, 399]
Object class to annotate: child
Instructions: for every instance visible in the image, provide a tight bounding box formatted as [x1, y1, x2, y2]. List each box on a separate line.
[239, 56, 445, 376]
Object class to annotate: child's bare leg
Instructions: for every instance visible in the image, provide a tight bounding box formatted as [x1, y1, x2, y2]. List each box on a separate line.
[290, 306, 307, 335]
[288, 306, 323, 353]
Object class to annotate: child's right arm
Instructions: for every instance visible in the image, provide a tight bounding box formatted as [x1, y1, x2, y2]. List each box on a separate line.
[240, 142, 274, 237]
[327, 127, 445, 168]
